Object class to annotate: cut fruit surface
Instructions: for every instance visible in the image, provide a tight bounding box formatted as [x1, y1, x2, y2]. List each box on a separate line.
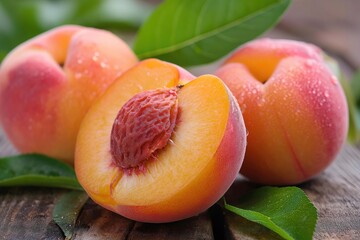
[75, 59, 246, 222]
[112, 75, 230, 205]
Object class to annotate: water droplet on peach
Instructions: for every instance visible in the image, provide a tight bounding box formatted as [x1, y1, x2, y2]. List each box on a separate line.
[75, 73, 82, 79]
[100, 62, 108, 68]
[331, 75, 338, 85]
[305, 59, 315, 68]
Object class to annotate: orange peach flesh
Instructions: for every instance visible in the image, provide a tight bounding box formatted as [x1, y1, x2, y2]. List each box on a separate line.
[216, 38, 348, 185]
[75, 59, 246, 222]
[0, 25, 138, 163]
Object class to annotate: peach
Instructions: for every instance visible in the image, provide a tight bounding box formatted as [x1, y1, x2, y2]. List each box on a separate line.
[216, 38, 348, 185]
[0, 25, 138, 163]
[75, 59, 246, 223]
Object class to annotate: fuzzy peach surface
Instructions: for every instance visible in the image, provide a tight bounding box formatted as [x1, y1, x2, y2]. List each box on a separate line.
[216, 38, 348, 185]
[75, 59, 246, 222]
[0, 25, 138, 163]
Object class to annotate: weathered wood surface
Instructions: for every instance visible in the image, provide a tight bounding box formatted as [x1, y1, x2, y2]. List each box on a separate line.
[0, 125, 215, 239]
[223, 1, 360, 239]
[1, 0, 360, 239]
[224, 145, 360, 240]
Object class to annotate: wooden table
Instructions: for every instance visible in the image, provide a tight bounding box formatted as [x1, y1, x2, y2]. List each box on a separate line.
[1, 0, 360, 239]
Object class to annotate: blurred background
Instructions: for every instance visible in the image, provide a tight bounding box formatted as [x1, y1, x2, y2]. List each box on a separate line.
[0, 0, 358, 76]
[1, 0, 359, 150]
[0, 0, 158, 61]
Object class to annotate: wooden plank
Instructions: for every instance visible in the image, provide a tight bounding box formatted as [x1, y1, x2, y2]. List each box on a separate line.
[0, 131, 215, 239]
[0, 187, 64, 240]
[305, 145, 360, 239]
[224, 145, 360, 240]
[72, 200, 134, 240]
[128, 213, 214, 240]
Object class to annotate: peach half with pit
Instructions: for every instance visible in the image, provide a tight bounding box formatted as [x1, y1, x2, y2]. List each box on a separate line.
[75, 59, 247, 223]
[0, 25, 138, 163]
[216, 38, 348, 185]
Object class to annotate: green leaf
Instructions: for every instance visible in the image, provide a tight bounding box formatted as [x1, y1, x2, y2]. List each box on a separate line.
[225, 187, 317, 240]
[349, 70, 360, 143]
[0, 0, 154, 62]
[323, 54, 360, 143]
[53, 190, 89, 240]
[68, 0, 155, 30]
[134, 0, 291, 67]
[0, 154, 83, 190]
[0, 0, 43, 61]
[350, 71, 360, 106]
[339, 73, 360, 143]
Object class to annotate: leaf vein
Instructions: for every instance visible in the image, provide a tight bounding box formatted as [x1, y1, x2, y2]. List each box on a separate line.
[137, 0, 289, 58]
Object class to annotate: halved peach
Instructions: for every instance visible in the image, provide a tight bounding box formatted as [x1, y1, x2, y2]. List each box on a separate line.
[75, 59, 246, 223]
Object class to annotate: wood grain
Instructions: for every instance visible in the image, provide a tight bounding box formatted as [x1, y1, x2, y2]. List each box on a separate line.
[0, 131, 215, 239]
[72, 200, 134, 240]
[304, 146, 360, 240]
[224, 145, 360, 240]
[1, 1, 360, 239]
[0, 188, 64, 240]
[128, 213, 214, 240]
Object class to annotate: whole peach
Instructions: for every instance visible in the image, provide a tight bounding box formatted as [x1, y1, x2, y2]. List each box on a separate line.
[0, 25, 138, 163]
[216, 38, 348, 185]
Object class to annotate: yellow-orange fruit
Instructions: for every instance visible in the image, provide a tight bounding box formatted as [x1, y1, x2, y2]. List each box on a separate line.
[0, 25, 138, 163]
[216, 38, 348, 185]
[75, 59, 247, 222]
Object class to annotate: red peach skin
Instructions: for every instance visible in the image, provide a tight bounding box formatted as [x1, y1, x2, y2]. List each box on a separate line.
[0, 25, 138, 163]
[216, 38, 348, 185]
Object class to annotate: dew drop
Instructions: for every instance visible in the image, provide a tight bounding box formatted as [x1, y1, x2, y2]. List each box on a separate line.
[137, 84, 144, 91]
[92, 52, 100, 62]
[256, 101, 263, 107]
[75, 73, 82, 79]
[331, 75, 338, 85]
[305, 59, 315, 68]
[324, 91, 329, 98]
[100, 62, 108, 68]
